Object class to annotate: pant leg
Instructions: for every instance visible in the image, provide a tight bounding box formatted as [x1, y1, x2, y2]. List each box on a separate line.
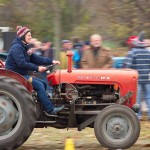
[24, 75, 54, 112]
[33, 77, 47, 91]
[137, 84, 142, 119]
[144, 83, 150, 119]
[38, 72, 53, 93]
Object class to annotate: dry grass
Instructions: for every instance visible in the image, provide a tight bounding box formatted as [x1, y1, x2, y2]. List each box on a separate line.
[18, 119, 150, 150]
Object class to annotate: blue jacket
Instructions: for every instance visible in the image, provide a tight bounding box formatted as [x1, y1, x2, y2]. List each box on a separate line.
[5, 37, 53, 75]
[72, 49, 81, 68]
[124, 47, 150, 84]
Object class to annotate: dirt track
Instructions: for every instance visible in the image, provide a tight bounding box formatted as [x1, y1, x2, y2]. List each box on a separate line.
[17, 120, 150, 150]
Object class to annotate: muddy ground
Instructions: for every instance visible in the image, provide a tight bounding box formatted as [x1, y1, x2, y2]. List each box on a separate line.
[17, 120, 150, 150]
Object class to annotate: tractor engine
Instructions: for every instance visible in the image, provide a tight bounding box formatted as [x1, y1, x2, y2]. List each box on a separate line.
[52, 83, 119, 105]
[76, 84, 119, 104]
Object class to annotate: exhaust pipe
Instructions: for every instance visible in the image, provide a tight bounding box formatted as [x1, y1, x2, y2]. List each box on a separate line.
[66, 50, 73, 73]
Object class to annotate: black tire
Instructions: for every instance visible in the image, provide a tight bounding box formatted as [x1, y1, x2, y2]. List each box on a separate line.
[0, 76, 36, 150]
[94, 104, 140, 149]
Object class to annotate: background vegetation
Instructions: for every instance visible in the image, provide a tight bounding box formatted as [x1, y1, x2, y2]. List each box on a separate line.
[0, 0, 150, 55]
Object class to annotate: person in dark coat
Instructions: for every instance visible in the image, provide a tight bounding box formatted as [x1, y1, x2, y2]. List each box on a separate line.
[5, 26, 64, 115]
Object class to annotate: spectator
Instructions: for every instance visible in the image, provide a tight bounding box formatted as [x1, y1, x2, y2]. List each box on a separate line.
[80, 34, 112, 69]
[28, 38, 42, 56]
[144, 39, 150, 51]
[72, 45, 81, 69]
[5, 25, 64, 115]
[123, 36, 138, 68]
[59, 40, 70, 69]
[42, 38, 54, 59]
[28, 38, 53, 58]
[124, 34, 150, 120]
[82, 41, 90, 51]
[72, 37, 83, 68]
[73, 43, 83, 69]
[60, 40, 80, 69]
[38, 38, 54, 95]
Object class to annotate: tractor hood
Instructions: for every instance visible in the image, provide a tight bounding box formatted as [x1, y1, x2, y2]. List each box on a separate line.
[47, 69, 138, 85]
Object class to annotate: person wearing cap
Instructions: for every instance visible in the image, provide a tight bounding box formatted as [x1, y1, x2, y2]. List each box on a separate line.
[124, 34, 150, 121]
[60, 40, 80, 69]
[80, 34, 112, 69]
[59, 40, 70, 69]
[123, 36, 138, 68]
[5, 26, 64, 115]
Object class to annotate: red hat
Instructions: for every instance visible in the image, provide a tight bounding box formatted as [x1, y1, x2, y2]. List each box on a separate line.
[16, 26, 31, 38]
[126, 36, 138, 45]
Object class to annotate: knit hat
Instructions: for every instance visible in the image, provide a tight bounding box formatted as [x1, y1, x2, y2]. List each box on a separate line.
[16, 26, 31, 38]
[126, 36, 137, 45]
[127, 33, 146, 48]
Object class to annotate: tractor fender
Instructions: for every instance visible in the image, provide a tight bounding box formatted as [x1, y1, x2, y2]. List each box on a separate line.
[0, 69, 33, 93]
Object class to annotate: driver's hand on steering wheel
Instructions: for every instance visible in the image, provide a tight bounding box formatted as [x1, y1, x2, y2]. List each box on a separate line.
[52, 60, 60, 65]
[38, 66, 47, 72]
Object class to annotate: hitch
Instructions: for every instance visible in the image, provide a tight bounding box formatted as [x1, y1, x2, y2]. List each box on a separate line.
[78, 115, 96, 131]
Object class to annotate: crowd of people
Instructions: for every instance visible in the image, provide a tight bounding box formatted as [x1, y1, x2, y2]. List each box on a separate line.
[29, 34, 113, 70]
[5, 25, 150, 119]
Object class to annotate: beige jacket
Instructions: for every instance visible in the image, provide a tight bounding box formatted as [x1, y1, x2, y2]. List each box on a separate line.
[80, 46, 113, 69]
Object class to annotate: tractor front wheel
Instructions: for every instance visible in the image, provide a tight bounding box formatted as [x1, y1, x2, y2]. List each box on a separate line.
[94, 104, 140, 149]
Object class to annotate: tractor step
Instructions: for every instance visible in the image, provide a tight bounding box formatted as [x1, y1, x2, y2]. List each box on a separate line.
[36, 121, 56, 124]
[44, 111, 58, 117]
[60, 110, 101, 115]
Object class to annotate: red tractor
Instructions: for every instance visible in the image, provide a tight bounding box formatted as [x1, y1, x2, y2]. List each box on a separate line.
[0, 52, 140, 150]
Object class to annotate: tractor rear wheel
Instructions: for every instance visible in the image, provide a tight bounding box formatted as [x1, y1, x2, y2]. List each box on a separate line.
[94, 104, 140, 149]
[0, 76, 36, 150]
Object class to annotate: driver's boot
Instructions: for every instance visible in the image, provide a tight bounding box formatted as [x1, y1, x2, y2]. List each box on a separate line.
[48, 105, 65, 115]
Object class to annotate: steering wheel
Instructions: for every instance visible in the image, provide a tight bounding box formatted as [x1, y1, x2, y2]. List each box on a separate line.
[33, 64, 57, 74]
[45, 64, 57, 74]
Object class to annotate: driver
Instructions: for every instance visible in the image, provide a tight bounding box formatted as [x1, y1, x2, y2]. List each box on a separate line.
[5, 26, 64, 115]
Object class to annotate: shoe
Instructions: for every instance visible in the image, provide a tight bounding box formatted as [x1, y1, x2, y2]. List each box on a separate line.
[48, 105, 65, 115]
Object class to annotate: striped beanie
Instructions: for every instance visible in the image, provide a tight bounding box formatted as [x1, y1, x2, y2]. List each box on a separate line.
[16, 26, 31, 38]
